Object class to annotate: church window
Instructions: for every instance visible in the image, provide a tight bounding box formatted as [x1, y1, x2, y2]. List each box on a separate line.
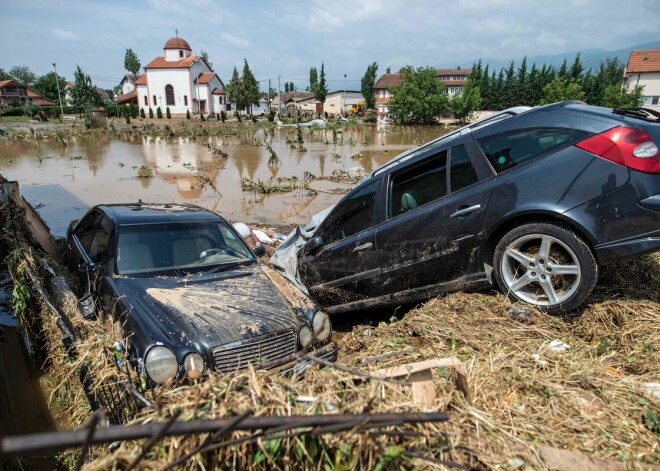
[144, 96, 148, 106]
[184, 95, 188, 106]
[179, 50, 183, 58]
[165, 85, 175, 106]
[153, 95, 157, 106]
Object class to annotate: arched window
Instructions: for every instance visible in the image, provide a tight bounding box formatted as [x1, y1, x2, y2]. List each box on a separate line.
[165, 85, 175, 106]
[184, 95, 188, 106]
[143, 96, 148, 106]
[152, 95, 157, 106]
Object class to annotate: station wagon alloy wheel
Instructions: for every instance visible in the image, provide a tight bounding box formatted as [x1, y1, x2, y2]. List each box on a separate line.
[494, 223, 598, 314]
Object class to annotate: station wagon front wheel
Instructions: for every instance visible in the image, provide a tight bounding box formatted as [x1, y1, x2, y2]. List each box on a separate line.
[493, 223, 598, 314]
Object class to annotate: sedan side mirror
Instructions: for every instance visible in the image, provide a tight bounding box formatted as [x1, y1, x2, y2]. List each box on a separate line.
[304, 236, 323, 254]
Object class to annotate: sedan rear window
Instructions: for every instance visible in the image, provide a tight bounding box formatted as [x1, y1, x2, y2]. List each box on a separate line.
[478, 128, 589, 173]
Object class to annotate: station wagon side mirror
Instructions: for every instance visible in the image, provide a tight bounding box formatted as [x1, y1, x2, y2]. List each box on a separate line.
[304, 236, 324, 254]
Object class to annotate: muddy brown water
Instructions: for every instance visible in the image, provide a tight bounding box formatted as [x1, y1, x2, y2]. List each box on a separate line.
[0, 124, 449, 236]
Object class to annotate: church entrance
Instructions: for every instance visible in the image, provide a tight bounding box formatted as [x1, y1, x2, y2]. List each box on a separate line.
[199, 100, 206, 115]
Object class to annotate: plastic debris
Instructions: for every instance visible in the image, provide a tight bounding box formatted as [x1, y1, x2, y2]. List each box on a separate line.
[252, 229, 274, 244]
[531, 353, 548, 367]
[547, 339, 570, 351]
[232, 222, 252, 238]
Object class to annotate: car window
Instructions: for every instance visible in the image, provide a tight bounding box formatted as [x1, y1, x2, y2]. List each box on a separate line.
[75, 211, 102, 253]
[88, 216, 113, 263]
[449, 144, 479, 193]
[389, 150, 447, 218]
[320, 180, 379, 245]
[477, 128, 589, 173]
[116, 221, 254, 275]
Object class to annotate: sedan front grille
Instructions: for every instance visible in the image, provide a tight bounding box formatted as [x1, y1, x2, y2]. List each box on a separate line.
[212, 330, 297, 373]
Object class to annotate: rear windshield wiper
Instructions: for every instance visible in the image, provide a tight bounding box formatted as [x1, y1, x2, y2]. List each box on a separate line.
[612, 107, 660, 122]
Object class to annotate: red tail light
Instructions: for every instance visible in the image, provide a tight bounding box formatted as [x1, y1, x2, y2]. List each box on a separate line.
[576, 126, 660, 173]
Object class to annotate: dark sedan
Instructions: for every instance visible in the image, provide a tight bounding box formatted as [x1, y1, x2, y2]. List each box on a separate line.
[64, 203, 337, 385]
[298, 102, 660, 314]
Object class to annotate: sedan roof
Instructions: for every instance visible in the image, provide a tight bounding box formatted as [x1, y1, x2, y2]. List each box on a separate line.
[97, 203, 224, 225]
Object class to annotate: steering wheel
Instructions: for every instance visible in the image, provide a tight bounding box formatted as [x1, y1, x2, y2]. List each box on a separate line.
[195, 248, 224, 262]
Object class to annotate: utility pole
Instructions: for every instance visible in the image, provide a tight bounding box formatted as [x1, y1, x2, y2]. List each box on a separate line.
[343, 74, 347, 114]
[268, 78, 271, 111]
[277, 75, 282, 114]
[52, 63, 64, 118]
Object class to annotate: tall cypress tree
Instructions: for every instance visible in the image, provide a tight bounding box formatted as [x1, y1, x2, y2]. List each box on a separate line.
[360, 62, 379, 109]
[240, 59, 261, 114]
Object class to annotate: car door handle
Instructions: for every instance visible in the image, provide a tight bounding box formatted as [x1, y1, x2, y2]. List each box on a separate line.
[450, 204, 481, 218]
[352, 242, 373, 252]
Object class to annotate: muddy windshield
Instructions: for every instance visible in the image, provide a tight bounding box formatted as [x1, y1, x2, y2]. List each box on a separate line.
[115, 221, 254, 276]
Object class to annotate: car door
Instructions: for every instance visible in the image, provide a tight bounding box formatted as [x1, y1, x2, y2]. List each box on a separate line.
[298, 179, 383, 309]
[374, 140, 495, 295]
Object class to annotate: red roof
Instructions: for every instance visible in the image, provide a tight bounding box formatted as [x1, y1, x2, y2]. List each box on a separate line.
[626, 49, 660, 74]
[196, 72, 215, 84]
[164, 37, 191, 51]
[374, 73, 401, 89]
[32, 98, 55, 106]
[375, 69, 471, 89]
[211, 88, 225, 95]
[0, 80, 21, 88]
[116, 89, 137, 104]
[145, 56, 197, 69]
[134, 74, 147, 85]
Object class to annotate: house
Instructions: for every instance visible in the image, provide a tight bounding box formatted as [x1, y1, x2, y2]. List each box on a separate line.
[297, 90, 364, 116]
[135, 35, 226, 117]
[119, 74, 138, 95]
[0, 80, 54, 108]
[625, 49, 660, 111]
[373, 67, 472, 117]
[271, 91, 314, 113]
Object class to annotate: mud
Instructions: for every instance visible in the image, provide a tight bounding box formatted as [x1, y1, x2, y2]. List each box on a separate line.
[0, 125, 449, 234]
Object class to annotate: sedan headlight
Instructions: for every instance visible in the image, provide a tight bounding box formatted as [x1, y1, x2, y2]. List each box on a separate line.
[312, 311, 331, 341]
[299, 325, 313, 349]
[183, 352, 205, 379]
[145, 346, 178, 384]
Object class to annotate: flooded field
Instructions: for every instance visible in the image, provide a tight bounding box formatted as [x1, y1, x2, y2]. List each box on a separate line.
[0, 124, 448, 235]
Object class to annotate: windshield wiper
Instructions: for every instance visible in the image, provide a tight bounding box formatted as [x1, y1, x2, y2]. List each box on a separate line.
[205, 260, 254, 274]
[612, 107, 660, 122]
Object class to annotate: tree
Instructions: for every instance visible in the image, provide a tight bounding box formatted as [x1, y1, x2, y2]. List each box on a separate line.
[166, 107, 171, 119]
[269, 87, 277, 100]
[450, 79, 482, 125]
[200, 50, 213, 71]
[124, 49, 141, 76]
[149, 107, 153, 118]
[388, 66, 449, 125]
[240, 59, 261, 114]
[284, 82, 290, 93]
[156, 107, 163, 119]
[69, 65, 102, 115]
[601, 83, 643, 108]
[360, 62, 378, 109]
[33, 72, 66, 103]
[309, 67, 318, 95]
[225, 67, 241, 110]
[0, 68, 10, 81]
[314, 63, 328, 103]
[9, 66, 36, 86]
[540, 77, 586, 104]
[386, 66, 391, 74]
[569, 53, 584, 81]
[289, 81, 295, 92]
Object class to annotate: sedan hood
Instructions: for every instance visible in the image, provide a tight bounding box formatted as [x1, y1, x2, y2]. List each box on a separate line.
[115, 264, 299, 354]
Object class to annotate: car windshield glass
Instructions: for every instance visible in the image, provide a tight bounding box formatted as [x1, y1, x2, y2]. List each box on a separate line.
[116, 221, 254, 276]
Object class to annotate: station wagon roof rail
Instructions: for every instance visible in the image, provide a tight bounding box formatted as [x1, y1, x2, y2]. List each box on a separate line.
[371, 106, 533, 178]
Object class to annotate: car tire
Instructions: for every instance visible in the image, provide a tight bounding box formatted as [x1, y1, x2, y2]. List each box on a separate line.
[493, 222, 598, 314]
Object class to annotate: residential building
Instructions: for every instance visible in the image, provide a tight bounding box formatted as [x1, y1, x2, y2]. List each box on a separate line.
[373, 67, 472, 117]
[135, 35, 226, 117]
[0, 80, 54, 108]
[119, 74, 138, 95]
[271, 91, 315, 113]
[297, 90, 364, 115]
[625, 49, 660, 111]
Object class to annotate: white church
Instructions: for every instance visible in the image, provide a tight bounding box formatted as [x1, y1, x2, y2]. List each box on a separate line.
[135, 35, 226, 117]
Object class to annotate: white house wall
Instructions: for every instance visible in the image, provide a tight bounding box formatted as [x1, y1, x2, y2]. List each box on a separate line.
[146, 68, 194, 114]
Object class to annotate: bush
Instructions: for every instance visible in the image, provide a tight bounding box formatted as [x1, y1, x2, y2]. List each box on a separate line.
[129, 102, 137, 118]
[200, 113, 205, 122]
[156, 107, 163, 119]
[0, 107, 26, 117]
[148, 107, 153, 119]
[140, 108, 145, 119]
[251, 115, 257, 123]
[267, 110, 276, 122]
[216, 113, 220, 121]
[235, 111, 242, 123]
[166, 107, 171, 119]
[23, 104, 42, 119]
[221, 110, 226, 122]
[186, 109, 190, 120]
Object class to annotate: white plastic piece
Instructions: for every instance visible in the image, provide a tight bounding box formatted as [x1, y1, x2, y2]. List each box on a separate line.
[252, 229, 274, 244]
[547, 339, 570, 351]
[232, 222, 252, 239]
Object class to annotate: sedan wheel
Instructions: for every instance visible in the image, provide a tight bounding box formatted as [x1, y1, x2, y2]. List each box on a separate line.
[494, 223, 598, 314]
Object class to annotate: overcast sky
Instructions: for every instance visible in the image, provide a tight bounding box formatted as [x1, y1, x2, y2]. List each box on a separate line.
[1, 0, 658, 92]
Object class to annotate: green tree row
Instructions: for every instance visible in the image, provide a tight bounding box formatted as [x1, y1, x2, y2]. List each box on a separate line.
[225, 59, 261, 114]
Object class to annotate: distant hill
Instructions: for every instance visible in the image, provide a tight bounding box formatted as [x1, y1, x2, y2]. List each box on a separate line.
[464, 41, 660, 73]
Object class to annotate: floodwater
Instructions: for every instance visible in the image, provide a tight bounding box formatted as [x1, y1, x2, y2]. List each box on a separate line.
[0, 124, 449, 235]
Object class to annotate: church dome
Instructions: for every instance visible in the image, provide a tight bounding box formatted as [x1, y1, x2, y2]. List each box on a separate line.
[164, 37, 191, 51]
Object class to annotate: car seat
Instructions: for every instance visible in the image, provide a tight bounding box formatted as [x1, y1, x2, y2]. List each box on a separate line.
[400, 191, 418, 213]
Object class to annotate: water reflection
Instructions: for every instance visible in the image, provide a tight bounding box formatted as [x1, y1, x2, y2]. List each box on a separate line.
[0, 125, 450, 226]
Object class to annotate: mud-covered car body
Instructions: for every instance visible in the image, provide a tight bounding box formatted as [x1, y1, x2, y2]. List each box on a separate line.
[64, 203, 336, 385]
[298, 102, 660, 314]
